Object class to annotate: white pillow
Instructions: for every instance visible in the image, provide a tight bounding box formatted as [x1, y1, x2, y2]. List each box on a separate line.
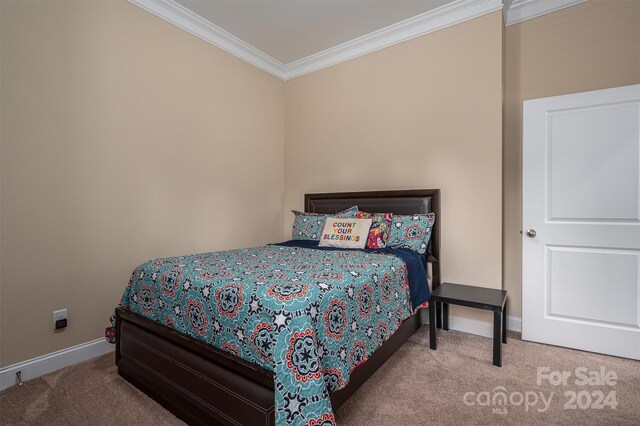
[318, 217, 372, 249]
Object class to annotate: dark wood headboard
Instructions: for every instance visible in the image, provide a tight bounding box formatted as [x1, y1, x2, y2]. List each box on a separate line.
[304, 189, 440, 289]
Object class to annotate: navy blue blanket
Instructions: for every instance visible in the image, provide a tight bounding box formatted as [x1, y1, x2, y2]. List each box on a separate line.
[275, 240, 430, 309]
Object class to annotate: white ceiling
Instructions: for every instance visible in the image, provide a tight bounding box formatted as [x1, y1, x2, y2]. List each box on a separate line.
[174, 0, 455, 64]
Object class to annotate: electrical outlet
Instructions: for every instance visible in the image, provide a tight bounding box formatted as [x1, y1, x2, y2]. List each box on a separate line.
[53, 309, 68, 330]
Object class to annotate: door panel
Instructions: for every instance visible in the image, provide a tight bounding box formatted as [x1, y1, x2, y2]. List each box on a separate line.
[523, 84, 640, 360]
[547, 246, 638, 326]
[547, 103, 640, 221]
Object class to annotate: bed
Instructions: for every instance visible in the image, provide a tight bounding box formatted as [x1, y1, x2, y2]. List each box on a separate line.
[114, 189, 441, 425]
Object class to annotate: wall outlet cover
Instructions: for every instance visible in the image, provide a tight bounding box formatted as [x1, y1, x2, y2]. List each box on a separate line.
[53, 309, 68, 329]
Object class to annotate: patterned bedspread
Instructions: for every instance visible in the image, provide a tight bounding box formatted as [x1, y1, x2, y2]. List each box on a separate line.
[109, 242, 429, 425]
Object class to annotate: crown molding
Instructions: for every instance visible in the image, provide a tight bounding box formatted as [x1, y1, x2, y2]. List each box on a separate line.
[129, 0, 503, 81]
[285, 0, 502, 80]
[128, 0, 593, 79]
[505, 0, 589, 26]
[128, 0, 287, 79]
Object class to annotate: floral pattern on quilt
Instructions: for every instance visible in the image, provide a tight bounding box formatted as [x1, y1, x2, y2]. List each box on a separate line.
[291, 206, 358, 241]
[387, 213, 436, 254]
[108, 244, 413, 426]
[355, 211, 393, 249]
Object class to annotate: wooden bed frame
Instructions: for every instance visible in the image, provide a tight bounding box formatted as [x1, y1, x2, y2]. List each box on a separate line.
[116, 189, 441, 425]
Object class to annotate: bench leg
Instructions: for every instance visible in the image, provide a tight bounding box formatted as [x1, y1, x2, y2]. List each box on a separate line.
[493, 310, 502, 367]
[429, 302, 437, 350]
[443, 303, 449, 331]
[502, 299, 508, 344]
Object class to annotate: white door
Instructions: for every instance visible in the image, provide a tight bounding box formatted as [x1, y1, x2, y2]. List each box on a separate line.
[522, 84, 640, 360]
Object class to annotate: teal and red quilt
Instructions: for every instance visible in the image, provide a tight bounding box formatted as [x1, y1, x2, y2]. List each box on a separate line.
[108, 241, 429, 425]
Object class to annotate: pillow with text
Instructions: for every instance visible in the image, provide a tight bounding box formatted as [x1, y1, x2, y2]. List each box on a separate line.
[318, 217, 372, 249]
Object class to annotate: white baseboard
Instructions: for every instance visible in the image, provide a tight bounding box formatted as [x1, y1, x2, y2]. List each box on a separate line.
[0, 338, 114, 391]
[450, 314, 521, 337]
[508, 315, 522, 333]
[426, 314, 522, 338]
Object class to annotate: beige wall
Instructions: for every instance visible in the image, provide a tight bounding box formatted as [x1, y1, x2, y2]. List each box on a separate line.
[3, 0, 638, 368]
[284, 12, 504, 324]
[503, 0, 640, 316]
[0, 0, 285, 367]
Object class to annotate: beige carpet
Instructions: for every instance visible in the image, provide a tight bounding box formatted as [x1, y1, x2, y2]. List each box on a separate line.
[2, 327, 639, 425]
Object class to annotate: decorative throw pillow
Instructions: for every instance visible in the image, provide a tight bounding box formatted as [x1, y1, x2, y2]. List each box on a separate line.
[318, 217, 372, 249]
[356, 211, 393, 249]
[387, 213, 436, 254]
[291, 206, 358, 241]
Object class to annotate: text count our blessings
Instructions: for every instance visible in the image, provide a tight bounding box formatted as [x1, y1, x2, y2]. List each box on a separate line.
[323, 222, 362, 242]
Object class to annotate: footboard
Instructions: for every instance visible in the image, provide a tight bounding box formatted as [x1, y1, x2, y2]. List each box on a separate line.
[116, 308, 275, 426]
[116, 307, 423, 426]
